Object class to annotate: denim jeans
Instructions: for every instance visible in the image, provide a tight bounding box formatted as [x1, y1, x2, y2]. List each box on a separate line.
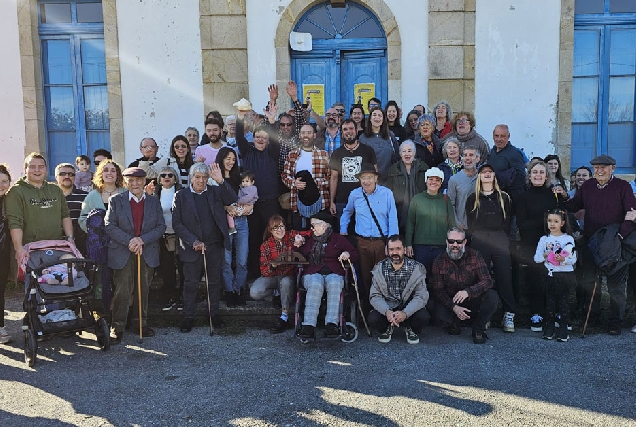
[223, 216, 248, 292]
[302, 273, 344, 326]
[412, 245, 444, 278]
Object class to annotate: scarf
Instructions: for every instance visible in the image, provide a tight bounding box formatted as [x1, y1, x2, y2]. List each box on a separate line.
[445, 158, 463, 175]
[309, 226, 333, 267]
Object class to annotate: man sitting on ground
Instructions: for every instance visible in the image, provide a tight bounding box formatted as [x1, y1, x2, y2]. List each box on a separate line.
[429, 227, 499, 344]
[369, 235, 429, 345]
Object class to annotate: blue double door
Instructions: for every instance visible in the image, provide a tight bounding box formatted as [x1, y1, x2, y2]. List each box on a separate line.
[291, 45, 387, 111]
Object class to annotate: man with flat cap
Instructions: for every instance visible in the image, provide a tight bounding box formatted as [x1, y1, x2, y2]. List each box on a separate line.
[341, 163, 399, 314]
[560, 154, 636, 335]
[105, 166, 166, 344]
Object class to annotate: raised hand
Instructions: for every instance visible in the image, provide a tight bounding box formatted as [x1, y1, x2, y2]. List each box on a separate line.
[268, 84, 279, 103]
[286, 81, 299, 101]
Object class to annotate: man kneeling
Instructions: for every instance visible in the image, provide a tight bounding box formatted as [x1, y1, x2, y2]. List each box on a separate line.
[369, 235, 429, 344]
[429, 227, 499, 344]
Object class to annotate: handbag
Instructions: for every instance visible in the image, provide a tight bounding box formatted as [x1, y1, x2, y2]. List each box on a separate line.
[361, 191, 388, 244]
[164, 234, 177, 252]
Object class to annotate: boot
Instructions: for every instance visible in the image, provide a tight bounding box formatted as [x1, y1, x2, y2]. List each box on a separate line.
[225, 291, 236, 308]
[234, 291, 246, 306]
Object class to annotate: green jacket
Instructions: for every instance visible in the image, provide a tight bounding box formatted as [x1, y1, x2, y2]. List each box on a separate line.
[405, 191, 456, 247]
[5, 177, 70, 244]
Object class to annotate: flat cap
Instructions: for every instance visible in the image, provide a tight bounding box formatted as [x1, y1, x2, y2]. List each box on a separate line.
[122, 167, 147, 177]
[590, 154, 616, 165]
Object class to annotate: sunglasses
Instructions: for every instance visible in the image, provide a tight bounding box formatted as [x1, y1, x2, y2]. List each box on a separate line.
[58, 172, 75, 177]
[160, 173, 174, 178]
[270, 224, 285, 231]
[94, 161, 101, 166]
[174, 144, 188, 149]
[141, 146, 157, 151]
[457, 118, 470, 124]
[279, 122, 293, 127]
[447, 239, 465, 245]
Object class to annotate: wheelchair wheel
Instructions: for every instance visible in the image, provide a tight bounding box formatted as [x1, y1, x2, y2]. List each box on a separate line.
[341, 322, 358, 343]
[95, 317, 110, 351]
[24, 329, 37, 367]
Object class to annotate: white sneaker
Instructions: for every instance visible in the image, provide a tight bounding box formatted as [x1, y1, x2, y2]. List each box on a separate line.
[502, 312, 515, 333]
[530, 314, 543, 332]
[0, 326, 12, 344]
[631, 324, 636, 333]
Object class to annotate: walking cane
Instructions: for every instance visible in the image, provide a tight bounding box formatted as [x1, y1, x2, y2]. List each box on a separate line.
[581, 279, 597, 338]
[340, 259, 371, 336]
[202, 246, 214, 336]
[137, 253, 143, 344]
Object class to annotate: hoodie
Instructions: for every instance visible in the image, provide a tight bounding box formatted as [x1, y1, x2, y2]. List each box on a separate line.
[5, 177, 70, 244]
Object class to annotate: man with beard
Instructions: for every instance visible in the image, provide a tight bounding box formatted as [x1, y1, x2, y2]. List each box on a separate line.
[55, 163, 88, 254]
[319, 107, 342, 155]
[194, 118, 226, 166]
[281, 124, 330, 230]
[328, 119, 377, 232]
[368, 235, 429, 345]
[429, 227, 499, 344]
[447, 146, 480, 229]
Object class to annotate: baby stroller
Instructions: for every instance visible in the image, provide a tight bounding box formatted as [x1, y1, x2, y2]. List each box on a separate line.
[293, 260, 368, 344]
[19, 240, 110, 366]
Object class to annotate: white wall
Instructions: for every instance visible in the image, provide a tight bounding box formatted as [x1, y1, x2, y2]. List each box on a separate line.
[246, 0, 427, 113]
[116, 0, 204, 165]
[475, 0, 561, 158]
[0, 0, 28, 180]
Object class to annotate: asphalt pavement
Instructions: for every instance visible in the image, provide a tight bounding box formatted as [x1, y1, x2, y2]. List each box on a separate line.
[1, 292, 635, 427]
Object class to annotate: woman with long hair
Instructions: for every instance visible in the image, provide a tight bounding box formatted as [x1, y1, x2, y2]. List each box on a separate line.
[465, 163, 515, 332]
[404, 109, 422, 141]
[359, 106, 398, 180]
[432, 101, 453, 139]
[385, 100, 406, 143]
[216, 146, 251, 307]
[0, 164, 12, 343]
[169, 135, 194, 186]
[349, 104, 366, 136]
[544, 154, 568, 191]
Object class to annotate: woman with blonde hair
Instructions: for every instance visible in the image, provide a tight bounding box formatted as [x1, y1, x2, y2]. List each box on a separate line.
[466, 163, 515, 332]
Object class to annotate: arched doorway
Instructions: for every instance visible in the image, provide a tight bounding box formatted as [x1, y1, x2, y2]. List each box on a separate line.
[291, 2, 387, 114]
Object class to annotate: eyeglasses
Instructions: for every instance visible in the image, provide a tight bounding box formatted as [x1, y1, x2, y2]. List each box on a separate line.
[457, 118, 470, 124]
[325, 113, 339, 118]
[159, 173, 174, 178]
[279, 122, 293, 127]
[58, 172, 75, 177]
[270, 224, 285, 231]
[369, 103, 380, 108]
[141, 146, 157, 151]
[174, 144, 188, 149]
[447, 239, 465, 245]
[336, 109, 345, 115]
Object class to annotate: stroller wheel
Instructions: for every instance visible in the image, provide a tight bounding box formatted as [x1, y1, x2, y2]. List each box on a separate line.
[95, 317, 110, 351]
[341, 322, 358, 343]
[24, 329, 37, 367]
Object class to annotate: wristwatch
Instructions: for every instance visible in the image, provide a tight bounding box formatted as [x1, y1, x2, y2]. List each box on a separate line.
[66, 236, 75, 242]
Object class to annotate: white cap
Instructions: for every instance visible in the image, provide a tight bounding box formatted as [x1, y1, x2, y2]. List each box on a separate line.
[425, 167, 444, 182]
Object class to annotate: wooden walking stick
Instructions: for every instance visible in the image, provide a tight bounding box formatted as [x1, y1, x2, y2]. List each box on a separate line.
[202, 246, 214, 336]
[137, 253, 143, 343]
[581, 279, 597, 338]
[340, 258, 371, 336]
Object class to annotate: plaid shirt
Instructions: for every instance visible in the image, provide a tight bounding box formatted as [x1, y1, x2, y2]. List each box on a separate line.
[259, 230, 312, 277]
[282, 147, 331, 212]
[381, 257, 417, 309]
[429, 247, 493, 310]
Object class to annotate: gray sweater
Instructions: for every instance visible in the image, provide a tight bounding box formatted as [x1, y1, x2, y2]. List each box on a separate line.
[446, 170, 478, 228]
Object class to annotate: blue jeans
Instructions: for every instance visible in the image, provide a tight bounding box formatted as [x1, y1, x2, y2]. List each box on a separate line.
[302, 273, 344, 327]
[223, 216, 248, 292]
[412, 244, 444, 278]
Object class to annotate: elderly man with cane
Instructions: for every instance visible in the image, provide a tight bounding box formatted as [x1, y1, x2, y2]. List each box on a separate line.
[105, 167, 165, 344]
[172, 162, 237, 334]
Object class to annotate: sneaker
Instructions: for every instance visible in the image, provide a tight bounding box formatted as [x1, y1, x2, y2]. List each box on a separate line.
[162, 299, 176, 311]
[229, 227, 237, 235]
[472, 330, 488, 344]
[502, 312, 515, 333]
[324, 323, 340, 338]
[0, 326, 13, 344]
[446, 321, 461, 335]
[405, 327, 419, 345]
[176, 300, 184, 311]
[225, 291, 236, 308]
[556, 326, 569, 342]
[378, 325, 393, 343]
[110, 330, 123, 345]
[234, 291, 246, 306]
[298, 325, 315, 339]
[555, 314, 573, 331]
[270, 317, 289, 334]
[543, 323, 555, 340]
[631, 324, 636, 333]
[180, 318, 194, 333]
[530, 314, 543, 332]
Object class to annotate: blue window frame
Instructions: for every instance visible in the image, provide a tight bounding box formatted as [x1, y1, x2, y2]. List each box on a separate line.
[573, 0, 636, 173]
[38, 0, 109, 175]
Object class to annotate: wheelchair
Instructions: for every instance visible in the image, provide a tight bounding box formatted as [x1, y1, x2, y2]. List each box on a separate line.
[292, 260, 365, 344]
